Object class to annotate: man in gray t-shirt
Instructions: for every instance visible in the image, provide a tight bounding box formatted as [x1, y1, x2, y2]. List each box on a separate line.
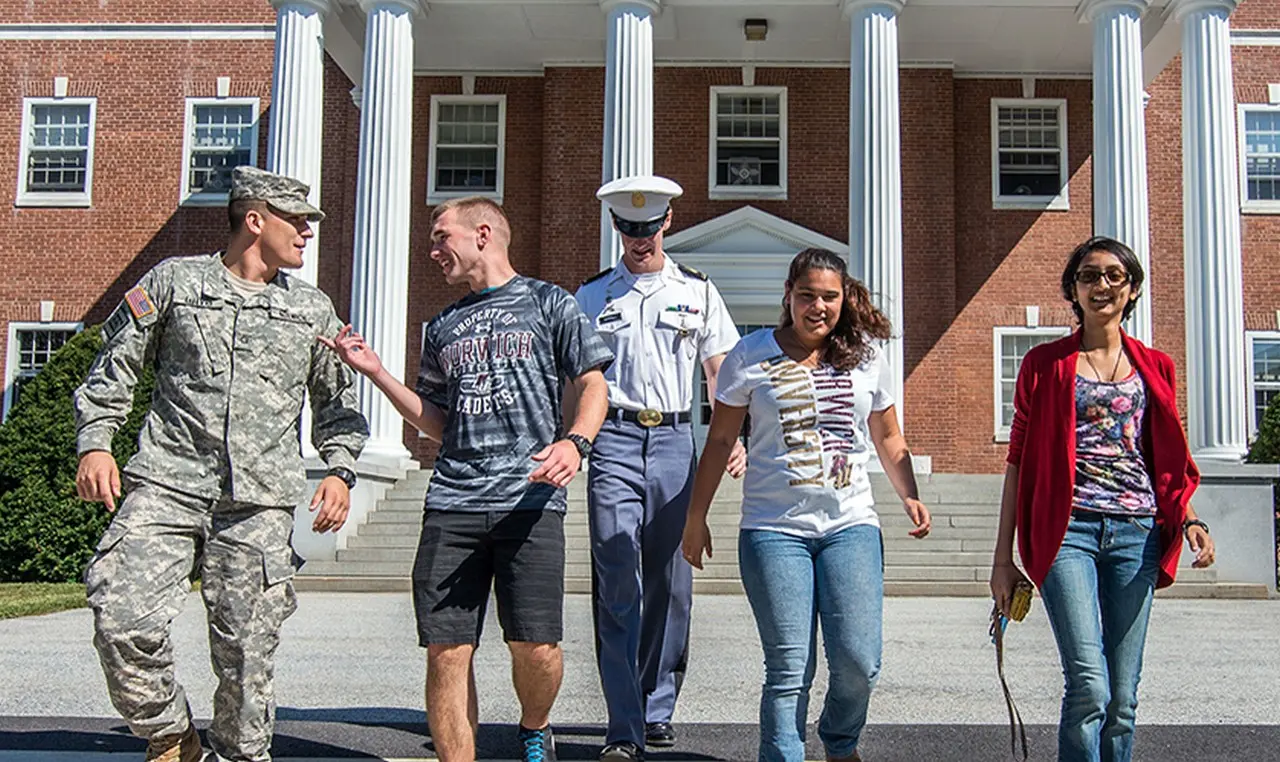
[324, 197, 611, 762]
[417, 273, 612, 513]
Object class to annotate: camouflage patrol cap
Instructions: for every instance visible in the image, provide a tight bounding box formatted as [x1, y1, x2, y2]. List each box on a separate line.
[229, 165, 325, 222]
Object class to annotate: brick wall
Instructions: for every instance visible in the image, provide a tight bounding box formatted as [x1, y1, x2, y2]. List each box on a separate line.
[1144, 5, 1280, 433]
[946, 78, 1095, 473]
[0, 39, 275, 410]
[1232, 0, 1280, 29]
[0, 0, 274, 24]
[7, 5, 1280, 472]
[1232, 47, 1280, 333]
[400, 75, 546, 463]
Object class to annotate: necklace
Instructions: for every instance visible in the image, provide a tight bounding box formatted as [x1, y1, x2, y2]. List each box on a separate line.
[777, 327, 822, 368]
[1082, 347, 1123, 382]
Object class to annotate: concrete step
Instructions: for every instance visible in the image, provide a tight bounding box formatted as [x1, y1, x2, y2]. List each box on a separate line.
[292, 575, 1269, 599]
[335, 544, 1020, 566]
[374, 489, 1002, 510]
[350, 520, 1002, 542]
[305, 469, 1264, 599]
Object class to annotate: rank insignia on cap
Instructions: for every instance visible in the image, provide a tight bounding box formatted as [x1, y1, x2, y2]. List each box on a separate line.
[630, 191, 646, 208]
[125, 286, 155, 320]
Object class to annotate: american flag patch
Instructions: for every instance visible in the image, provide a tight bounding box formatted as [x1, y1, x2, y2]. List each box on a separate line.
[124, 286, 155, 320]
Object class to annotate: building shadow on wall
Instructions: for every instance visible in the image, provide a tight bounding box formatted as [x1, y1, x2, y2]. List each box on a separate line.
[82, 207, 231, 327]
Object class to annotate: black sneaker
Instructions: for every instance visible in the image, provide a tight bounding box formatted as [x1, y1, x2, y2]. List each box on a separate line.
[645, 722, 676, 748]
[517, 725, 557, 762]
[599, 741, 644, 761]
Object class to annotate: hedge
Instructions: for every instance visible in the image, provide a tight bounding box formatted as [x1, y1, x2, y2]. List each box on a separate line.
[0, 327, 152, 582]
[1244, 393, 1280, 590]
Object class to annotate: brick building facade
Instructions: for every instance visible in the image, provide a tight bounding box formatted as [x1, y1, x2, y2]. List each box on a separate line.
[2, 0, 1278, 474]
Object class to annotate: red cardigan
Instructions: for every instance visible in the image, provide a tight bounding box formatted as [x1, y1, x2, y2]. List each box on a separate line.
[1006, 331, 1199, 590]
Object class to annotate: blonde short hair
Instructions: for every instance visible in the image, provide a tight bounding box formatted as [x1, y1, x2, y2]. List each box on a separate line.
[430, 196, 511, 245]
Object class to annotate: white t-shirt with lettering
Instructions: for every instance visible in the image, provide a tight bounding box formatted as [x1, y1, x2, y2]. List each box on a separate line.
[716, 328, 895, 538]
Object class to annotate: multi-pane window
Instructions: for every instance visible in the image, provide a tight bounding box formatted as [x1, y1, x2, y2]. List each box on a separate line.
[992, 99, 1069, 209]
[17, 98, 96, 206]
[1239, 106, 1280, 210]
[4, 325, 80, 418]
[428, 96, 505, 202]
[182, 98, 259, 203]
[710, 87, 786, 197]
[1248, 335, 1280, 434]
[994, 328, 1070, 439]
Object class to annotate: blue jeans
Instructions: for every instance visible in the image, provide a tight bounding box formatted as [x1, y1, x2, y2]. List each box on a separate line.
[1039, 512, 1160, 762]
[739, 525, 883, 762]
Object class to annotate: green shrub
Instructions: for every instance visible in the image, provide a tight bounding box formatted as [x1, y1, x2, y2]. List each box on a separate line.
[1245, 394, 1280, 590]
[0, 327, 153, 582]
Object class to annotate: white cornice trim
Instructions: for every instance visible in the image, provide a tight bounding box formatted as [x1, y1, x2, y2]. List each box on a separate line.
[0, 23, 275, 40]
[415, 68, 545, 76]
[1232, 30, 1280, 46]
[542, 59, 954, 69]
[953, 70, 1091, 79]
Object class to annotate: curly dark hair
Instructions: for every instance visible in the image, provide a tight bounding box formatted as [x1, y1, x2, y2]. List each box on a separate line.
[780, 248, 892, 371]
[1061, 236, 1145, 323]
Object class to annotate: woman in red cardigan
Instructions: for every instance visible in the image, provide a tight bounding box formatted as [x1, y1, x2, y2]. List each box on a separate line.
[989, 236, 1216, 762]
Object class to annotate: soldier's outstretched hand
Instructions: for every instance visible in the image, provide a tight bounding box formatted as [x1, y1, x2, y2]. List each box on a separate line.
[309, 476, 351, 533]
[318, 325, 384, 378]
[76, 450, 122, 512]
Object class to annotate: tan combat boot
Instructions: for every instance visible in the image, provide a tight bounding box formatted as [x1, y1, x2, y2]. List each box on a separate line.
[145, 725, 203, 762]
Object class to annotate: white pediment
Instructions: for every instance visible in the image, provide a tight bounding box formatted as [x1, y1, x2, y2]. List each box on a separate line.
[664, 206, 848, 322]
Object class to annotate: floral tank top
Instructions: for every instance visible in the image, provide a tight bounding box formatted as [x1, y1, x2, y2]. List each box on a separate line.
[1072, 372, 1157, 516]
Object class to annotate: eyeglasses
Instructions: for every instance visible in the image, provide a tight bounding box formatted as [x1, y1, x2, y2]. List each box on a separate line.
[1075, 268, 1130, 287]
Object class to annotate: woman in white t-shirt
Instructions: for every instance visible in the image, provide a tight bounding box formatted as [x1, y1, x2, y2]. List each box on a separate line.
[682, 248, 932, 762]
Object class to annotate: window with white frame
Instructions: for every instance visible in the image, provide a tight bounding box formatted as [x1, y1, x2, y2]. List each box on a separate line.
[709, 87, 787, 199]
[993, 327, 1071, 440]
[1247, 332, 1280, 436]
[16, 97, 97, 207]
[4, 323, 82, 419]
[1238, 105, 1280, 212]
[428, 96, 505, 203]
[991, 99, 1069, 210]
[181, 98, 259, 204]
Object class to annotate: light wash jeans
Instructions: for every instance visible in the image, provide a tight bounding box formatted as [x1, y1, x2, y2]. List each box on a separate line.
[1039, 511, 1160, 762]
[738, 524, 883, 762]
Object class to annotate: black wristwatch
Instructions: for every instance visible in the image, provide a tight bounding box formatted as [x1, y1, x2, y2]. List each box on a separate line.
[565, 433, 593, 460]
[326, 466, 357, 489]
[1182, 518, 1209, 537]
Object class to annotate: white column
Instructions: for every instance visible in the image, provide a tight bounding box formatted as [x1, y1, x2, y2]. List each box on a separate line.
[844, 0, 906, 418]
[599, 0, 658, 270]
[349, 0, 421, 463]
[1079, 0, 1153, 344]
[268, 0, 329, 459]
[268, 0, 328, 287]
[1175, 0, 1247, 460]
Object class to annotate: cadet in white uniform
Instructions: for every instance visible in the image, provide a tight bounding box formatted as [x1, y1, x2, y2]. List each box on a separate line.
[575, 175, 743, 762]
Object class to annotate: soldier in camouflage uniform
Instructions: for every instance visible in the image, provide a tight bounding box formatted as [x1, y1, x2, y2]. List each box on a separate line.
[73, 166, 369, 762]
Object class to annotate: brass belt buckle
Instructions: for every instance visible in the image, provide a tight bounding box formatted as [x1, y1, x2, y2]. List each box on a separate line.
[636, 408, 663, 427]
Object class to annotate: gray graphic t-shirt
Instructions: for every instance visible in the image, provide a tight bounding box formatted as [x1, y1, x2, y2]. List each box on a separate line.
[417, 275, 614, 512]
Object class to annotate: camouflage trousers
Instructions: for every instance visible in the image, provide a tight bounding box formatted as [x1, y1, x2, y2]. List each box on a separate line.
[85, 478, 299, 762]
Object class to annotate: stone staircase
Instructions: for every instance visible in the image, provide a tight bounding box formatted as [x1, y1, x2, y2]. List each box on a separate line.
[296, 471, 1268, 598]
